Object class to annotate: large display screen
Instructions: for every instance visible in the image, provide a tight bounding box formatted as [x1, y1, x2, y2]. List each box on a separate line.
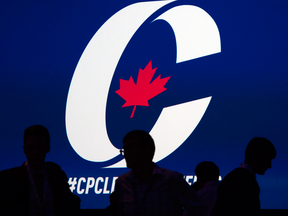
[1, 0, 287, 209]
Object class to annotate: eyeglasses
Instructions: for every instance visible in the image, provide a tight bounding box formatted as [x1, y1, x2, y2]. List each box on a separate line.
[119, 149, 124, 156]
[120, 144, 141, 156]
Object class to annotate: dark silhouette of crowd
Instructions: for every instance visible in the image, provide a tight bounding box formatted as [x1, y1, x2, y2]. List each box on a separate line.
[107, 130, 203, 216]
[0, 126, 276, 216]
[106, 130, 276, 216]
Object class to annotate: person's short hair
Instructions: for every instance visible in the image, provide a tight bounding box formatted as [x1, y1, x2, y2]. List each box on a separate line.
[245, 137, 276, 162]
[194, 161, 220, 182]
[24, 125, 50, 146]
[123, 130, 155, 155]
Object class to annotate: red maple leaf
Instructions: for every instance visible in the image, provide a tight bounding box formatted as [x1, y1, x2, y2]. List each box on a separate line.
[115, 61, 170, 118]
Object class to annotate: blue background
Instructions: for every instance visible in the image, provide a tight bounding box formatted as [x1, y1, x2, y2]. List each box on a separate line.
[0, 0, 287, 209]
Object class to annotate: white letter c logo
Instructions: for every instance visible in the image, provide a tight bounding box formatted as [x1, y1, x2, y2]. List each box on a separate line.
[65, 0, 220, 167]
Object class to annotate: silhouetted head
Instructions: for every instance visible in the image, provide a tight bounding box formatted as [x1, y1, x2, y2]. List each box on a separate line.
[245, 137, 276, 175]
[122, 130, 155, 169]
[23, 125, 50, 170]
[194, 161, 220, 189]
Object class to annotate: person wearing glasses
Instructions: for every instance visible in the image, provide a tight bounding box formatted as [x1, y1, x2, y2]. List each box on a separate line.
[107, 130, 203, 216]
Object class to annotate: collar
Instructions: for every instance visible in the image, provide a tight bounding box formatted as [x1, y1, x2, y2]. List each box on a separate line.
[25, 161, 46, 175]
[239, 163, 255, 177]
[129, 163, 162, 182]
[203, 180, 220, 188]
[151, 163, 163, 175]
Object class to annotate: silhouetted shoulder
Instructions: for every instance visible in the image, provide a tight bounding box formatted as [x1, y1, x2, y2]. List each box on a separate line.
[218, 167, 259, 195]
[45, 162, 81, 215]
[155, 166, 183, 179]
[116, 167, 183, 181]
[0, 166, 21, 177]
[223, 167, 253, 182]
[227, 167, 252, 176]
[0, 165, 30, 216]
[0, 164, 28, 183]
[45, 161, 67, 177]
[45, 161, 61, 169]
[158, 167, 183, 177]
[215, 168, 260, 216]
[156, 167, 188, 185]
[116, 170, 133, 182]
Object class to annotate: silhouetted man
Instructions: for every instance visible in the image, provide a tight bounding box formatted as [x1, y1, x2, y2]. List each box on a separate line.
[215, 137, 276, 216]
[109, 130, 203, 216]
[189, 161, 220, 216]
[0, 125, 80, 216]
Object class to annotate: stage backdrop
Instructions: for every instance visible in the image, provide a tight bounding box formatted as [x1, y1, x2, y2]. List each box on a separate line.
[1, 0, 287, 209]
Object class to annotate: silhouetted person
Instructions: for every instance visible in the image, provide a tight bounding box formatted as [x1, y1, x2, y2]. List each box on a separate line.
[0, 125, 80, 216]
[214, 137, 276, 216]
[190, 161, 220, 216]
[190, 181, 200, 192]
[108, 130, 203, 216]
